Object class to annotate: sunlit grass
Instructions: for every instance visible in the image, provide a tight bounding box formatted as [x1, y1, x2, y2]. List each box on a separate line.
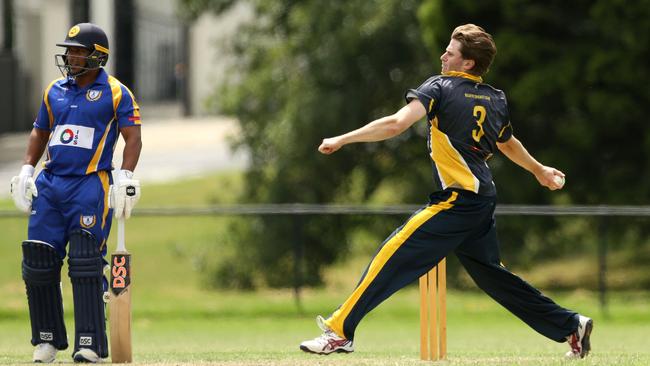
[1, 172, 648, 365]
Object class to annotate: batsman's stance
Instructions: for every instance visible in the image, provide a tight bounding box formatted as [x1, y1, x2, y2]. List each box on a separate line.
[301, 24, 593, 359]
[10, 23, 142, 363]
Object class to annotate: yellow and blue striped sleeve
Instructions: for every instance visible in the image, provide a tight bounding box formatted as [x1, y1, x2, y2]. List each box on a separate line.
[115, 84, 141, 128]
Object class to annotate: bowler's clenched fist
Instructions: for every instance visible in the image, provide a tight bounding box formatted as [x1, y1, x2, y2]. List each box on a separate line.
[318, 137, 343, 155]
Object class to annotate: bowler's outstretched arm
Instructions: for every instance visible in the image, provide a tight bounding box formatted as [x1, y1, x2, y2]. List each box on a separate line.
[318, 99, 426, 154]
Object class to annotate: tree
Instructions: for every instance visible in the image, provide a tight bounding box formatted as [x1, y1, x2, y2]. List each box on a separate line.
[183, 0, 434, 287]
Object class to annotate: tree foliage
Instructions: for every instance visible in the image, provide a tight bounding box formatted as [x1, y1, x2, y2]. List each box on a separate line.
[182, 0, 650, 288]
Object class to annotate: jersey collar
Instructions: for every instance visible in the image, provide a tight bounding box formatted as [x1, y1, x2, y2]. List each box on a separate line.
[93, 69, 109, 86]
[61, 68, 109, 87]
[442, 71, 483, 83]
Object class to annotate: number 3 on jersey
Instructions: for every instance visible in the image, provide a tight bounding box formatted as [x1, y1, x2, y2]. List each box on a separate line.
[472, 105, 486, 142]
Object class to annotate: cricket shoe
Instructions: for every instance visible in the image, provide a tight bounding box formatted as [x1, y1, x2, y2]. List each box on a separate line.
[565, 315, 593, 359]
[300, 315, 354, 355]
[33, 343, 57, 363]
[72, 348, 101, 363]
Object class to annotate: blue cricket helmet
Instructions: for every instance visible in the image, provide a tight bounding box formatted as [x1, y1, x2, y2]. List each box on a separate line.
[55, 23, 109, 77]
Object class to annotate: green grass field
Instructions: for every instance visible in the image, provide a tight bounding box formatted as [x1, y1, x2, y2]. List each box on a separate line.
[1, 173, 649, 365]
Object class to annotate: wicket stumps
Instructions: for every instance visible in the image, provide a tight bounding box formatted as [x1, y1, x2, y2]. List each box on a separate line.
[419, 258, 447, 361]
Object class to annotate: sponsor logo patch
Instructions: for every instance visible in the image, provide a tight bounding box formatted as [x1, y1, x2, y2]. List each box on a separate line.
[79, 336, 93, 346]
[60, 128, 75, 144]
[49, 124, 94, 149]
[86, 89, 102, 102]
[80, 215, 96, 228]
[40, 332, 53, 341]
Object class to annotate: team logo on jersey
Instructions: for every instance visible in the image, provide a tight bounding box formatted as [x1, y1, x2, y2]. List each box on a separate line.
[68, 25, 80, 38]
[86, 89, 102, 102]
[80, 215, 96, 228]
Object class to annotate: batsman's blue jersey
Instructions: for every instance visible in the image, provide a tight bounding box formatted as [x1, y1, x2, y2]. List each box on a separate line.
[29, 69, 140, 256]
[34, 69, 141, 176]
[406, 71, 512, 196]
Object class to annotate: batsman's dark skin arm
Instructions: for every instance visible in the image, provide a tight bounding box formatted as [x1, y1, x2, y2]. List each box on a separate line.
[120, 126, 142, 172]
[22, 128, 50, 166]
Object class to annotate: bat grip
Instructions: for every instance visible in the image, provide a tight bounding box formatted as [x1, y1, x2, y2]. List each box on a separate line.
[117, 217, 126, 252]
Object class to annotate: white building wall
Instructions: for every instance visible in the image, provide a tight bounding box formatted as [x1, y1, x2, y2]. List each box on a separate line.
[189, 2, 253, 115]
[10, 0, 114, 109]
[7, 0, 252, 118]
[9, 0, 70, 108]
[40, 0, 70, 89]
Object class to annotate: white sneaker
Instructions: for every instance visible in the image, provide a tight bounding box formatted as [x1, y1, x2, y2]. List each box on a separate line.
[72, 348, 101, 363]
[33, 343, 57, 363]
[299, 315, 354, 355]
[565, 315, 593, 359]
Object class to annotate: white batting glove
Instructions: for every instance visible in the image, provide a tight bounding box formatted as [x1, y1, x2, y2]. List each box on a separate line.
[10, 164, 38, 213]
[110, 169, 141, 219]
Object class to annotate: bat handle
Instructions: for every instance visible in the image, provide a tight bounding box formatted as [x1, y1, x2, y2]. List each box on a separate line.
[117, 217, 126, 252]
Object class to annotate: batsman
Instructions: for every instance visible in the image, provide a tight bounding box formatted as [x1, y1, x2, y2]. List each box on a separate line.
[10, 23, 141, 363]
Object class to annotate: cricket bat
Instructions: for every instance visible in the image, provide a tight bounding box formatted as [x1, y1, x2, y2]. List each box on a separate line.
[110, 218, 132, 363]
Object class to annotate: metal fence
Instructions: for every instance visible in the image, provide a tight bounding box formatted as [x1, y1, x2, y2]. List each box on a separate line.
[5, 203, 650, 218]
[135, 11, 185, 102]
[2, 204, 649, 313]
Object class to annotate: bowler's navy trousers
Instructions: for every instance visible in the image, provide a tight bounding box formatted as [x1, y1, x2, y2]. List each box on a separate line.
[325, 189, 579, 342]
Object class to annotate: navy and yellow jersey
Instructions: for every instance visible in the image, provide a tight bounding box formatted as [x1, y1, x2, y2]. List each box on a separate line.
[33, 69, 141, 176]
[405, 71, 513, 196]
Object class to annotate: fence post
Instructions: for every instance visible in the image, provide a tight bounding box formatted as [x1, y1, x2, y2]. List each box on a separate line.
[292, 215, 304, 312]
[598, 217, 608, 317]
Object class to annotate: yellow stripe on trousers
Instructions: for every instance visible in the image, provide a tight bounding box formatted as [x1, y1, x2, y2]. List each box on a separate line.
[97, 170, 110, 231]
[325, 191, 458, 338]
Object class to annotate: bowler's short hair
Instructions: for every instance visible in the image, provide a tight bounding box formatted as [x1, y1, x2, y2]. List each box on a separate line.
[451, 24, 497, 76]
